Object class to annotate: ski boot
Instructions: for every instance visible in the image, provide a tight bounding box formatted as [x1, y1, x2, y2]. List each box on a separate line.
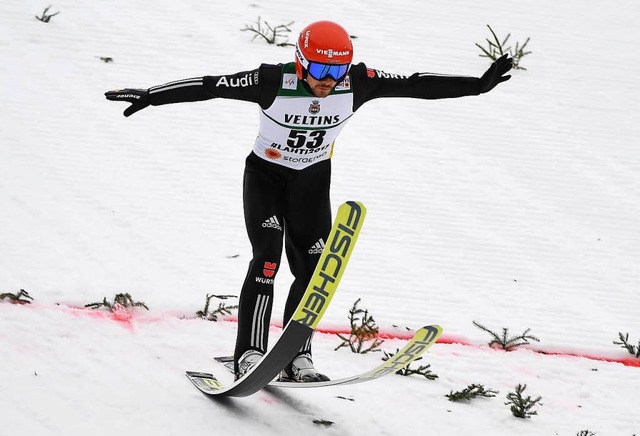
[280, 353, 330, 382]
[235, 349, 263, 380]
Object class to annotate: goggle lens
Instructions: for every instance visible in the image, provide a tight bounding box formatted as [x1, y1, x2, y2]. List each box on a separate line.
[307, 62, 350, 81]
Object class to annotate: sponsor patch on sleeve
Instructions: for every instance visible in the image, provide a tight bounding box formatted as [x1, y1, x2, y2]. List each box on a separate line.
[282, 73, 298, 90]
[366, 68, 407, 80]
[334, 76, 351, 91]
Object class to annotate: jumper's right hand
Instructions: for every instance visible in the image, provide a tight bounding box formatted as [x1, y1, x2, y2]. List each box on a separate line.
[104, 88, 149, 117]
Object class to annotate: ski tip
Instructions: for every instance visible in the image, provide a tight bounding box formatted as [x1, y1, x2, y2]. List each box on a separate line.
[343, 200, 366, 215]
[417, 325, 444, 342]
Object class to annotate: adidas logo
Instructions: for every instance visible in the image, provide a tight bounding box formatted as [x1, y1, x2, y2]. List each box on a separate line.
[308, 238, 325, 255]
[262, 215, 282, 231]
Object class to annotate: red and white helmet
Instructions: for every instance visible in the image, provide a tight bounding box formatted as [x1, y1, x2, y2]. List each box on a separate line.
[295, 21, 353, 81]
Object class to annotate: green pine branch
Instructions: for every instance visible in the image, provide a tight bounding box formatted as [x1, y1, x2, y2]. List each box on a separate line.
[85, 293, 148, 311]
[475, 24, 532, 70]
[473, 321, 540, 351]
[312, 419, 334, 427]
[35, 6, 60, 23]
[446, 384, 499, 402]
[0, 289, 34, 304]
[241, 16, 295, 47]
[196, 294, 238, 322]
[505, 384, 542, 419]
[335, 298, 385, 354]
[382, 349, 438, 379]
[613, 332, 640, 358]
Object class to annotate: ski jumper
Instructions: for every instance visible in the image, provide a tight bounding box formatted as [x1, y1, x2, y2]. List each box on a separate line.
[146, 62, 484, 368]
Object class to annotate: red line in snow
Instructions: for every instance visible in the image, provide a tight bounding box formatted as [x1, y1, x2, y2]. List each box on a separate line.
[258, 319, 640, 368]
[532, 350, 640, 368]
[20, 305, 639, 368]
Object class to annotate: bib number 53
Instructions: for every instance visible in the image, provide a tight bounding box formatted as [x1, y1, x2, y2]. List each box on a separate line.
[287, 130, 326, 149]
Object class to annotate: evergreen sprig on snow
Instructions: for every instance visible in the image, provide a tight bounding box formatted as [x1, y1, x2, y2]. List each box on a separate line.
[85, 293, 148, 311]
[196, 294, 238, 322]
[35, 6, 60, 23]
[312, 419, 334, 427]
[241, 17, 295, 47]
[576, 431, 596, 436]
[473, 321, 540, 351]
[613, 332, 640, 358]
[475, 24, 531, 70]
[335, 298, 384, 354]
[505, 384, 542, 419]
[381, 348, 438, 379]
[0, 289, 34, 304]
[446, 384, 499, 402]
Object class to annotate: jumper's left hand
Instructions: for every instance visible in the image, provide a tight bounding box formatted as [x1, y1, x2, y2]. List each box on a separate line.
[479, 54, 513, 93]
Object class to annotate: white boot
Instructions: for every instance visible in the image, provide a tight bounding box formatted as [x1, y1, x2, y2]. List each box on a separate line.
[280, 353, 330, 382]
[236, 349, 263, 380]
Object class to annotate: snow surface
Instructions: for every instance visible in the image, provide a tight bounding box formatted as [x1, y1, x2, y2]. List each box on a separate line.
[2, 0, 640, 434]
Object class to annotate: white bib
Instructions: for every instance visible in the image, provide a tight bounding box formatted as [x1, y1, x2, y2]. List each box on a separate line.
[253, 69, 354, 170]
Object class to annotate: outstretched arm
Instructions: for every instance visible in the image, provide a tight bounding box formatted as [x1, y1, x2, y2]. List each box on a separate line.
[352, 54, 513, 111]
[105, 65, 282, 117]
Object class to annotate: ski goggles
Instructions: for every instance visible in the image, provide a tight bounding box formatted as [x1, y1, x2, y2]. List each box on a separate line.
[306, 62, 350, 81]
[296, 43, 350, 81]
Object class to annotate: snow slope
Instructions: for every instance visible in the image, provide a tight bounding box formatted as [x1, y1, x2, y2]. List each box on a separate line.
[1, 0, 639, 435]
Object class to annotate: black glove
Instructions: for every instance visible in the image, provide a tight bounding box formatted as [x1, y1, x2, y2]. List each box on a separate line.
[104, 88, 150, 117]
[479, 54, 513, 93]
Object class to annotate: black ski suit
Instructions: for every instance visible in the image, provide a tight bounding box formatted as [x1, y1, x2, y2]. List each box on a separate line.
[145, 62, 485, 370]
